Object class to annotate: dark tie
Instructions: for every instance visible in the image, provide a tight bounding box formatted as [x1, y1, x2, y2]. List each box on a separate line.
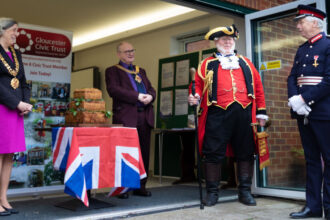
[130, 65, 145, 94]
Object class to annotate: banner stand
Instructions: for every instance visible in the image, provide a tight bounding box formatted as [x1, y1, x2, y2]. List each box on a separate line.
[54, 190, 114, 211]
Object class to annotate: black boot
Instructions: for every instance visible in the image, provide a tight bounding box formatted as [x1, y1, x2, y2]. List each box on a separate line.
[203, 162, 221, 207]
[237, 160, 256, 206]
[221, 157, 237, 189]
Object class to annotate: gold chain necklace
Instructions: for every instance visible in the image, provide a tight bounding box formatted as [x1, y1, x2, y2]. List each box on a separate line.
[116, 64, 142, 83]
[0, 46, 20, 89]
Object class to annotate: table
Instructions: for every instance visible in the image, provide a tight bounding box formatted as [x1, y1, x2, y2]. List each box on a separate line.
[52, 126, 146, 207]
[153, 128, 195, 184]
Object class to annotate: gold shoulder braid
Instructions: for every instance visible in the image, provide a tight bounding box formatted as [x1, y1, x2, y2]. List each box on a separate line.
[197, 59, 215, 106]
[0, 47, 20, 89]
[115, 64, 142, 83]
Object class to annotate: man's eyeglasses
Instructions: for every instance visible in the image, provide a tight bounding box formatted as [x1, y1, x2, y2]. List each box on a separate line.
[120, 49, 136, 54]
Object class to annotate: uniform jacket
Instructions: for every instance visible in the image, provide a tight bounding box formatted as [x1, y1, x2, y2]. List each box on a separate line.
[288, 32, 330, 120]
[105, 63, 156, 128]
[0, 46, 30, 109]
[195, 54, 267, 153]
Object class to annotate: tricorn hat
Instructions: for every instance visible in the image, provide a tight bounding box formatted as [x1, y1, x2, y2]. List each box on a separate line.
[294, 4, 326, 21]
[205, 24, 239, 40]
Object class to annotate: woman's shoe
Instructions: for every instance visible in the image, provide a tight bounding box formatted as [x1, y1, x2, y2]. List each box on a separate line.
[3, 207, 18, 214]
[0, 210, 10, 216]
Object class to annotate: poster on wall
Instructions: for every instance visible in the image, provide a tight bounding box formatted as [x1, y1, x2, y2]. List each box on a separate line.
[9, 23, 72, 191]
[161, 62, 174, 88]
[159, 90, 173, 116]
[175, 60, 189, 86]
[174, 89, 188, 115]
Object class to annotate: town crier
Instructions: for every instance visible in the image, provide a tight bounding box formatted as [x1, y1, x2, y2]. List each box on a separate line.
[188, 25, 269, 207]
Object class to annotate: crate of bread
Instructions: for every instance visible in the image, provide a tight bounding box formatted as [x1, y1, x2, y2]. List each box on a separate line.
[65, 88, 111, 124]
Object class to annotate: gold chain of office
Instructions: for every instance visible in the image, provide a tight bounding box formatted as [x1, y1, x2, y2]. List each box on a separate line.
[0, 46, 20, 89]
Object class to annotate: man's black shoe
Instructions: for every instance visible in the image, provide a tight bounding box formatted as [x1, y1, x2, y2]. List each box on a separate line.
[290, 206, 322, 219]
[133, 189, 151, 197]
[325, 208, 330, 220]
[117, 192, 129, 199]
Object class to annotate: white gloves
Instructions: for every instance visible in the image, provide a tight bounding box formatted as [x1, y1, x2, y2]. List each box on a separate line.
[296, 104, 311, 116]
[288, 95, 305, 112]
[288, 95, 311, 116]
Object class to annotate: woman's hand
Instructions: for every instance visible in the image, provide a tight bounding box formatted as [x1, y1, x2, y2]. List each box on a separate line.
[17, 101, 33, 115]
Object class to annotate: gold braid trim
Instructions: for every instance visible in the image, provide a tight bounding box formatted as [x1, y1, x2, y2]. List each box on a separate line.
[205, 26, 235, 40]
[197, 58, 218, 107]
[238, 55, 255, 99]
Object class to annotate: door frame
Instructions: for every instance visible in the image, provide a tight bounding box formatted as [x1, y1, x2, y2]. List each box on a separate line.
[245, 0, 326, 200]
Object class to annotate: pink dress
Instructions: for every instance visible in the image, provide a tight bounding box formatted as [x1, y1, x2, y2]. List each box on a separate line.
[0, 51, 26, 154]
[0, 104, 26, 154]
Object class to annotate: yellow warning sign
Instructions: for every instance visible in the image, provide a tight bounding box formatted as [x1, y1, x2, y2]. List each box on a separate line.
[260, 64, 266, 70]
[266, 60, 281, 70]
[259, 60, 281, 71]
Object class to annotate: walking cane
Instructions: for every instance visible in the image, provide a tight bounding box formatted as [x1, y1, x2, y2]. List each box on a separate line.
[190, 67, 204, 210]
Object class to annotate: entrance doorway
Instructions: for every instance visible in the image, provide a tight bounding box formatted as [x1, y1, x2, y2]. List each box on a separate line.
[245, 0, 327, 199]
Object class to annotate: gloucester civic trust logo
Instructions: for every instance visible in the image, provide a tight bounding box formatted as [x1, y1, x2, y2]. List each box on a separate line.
[14, 28, 71, 58]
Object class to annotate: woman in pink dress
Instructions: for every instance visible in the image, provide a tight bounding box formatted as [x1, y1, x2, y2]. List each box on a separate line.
[0, 18, 32, 216]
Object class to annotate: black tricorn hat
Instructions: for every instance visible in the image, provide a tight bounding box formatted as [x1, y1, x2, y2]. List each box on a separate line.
[205, 24, 239, 40]
[294, 4, 326, 21]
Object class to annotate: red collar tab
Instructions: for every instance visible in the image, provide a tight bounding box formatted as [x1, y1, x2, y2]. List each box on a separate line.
[309, 34, 322, 44]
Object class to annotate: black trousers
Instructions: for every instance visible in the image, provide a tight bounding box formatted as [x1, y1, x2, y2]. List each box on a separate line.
[136, 110, 152, 177]
[297, 118, 330, 213]
[203, 103, 255, 163]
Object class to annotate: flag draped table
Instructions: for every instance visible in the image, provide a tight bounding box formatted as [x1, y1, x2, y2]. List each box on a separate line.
[51, 127, 146, 206]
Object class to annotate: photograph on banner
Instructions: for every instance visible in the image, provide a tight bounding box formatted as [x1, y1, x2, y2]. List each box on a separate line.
[9, 23, 72, 190]
[175, 59, 189, 86]
[161, 62, 174, 88]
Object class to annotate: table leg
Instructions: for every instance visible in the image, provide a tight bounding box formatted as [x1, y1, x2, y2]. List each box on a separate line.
[159, 132, 163, 184]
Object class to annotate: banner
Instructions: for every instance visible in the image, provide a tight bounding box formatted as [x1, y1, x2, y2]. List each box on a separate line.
[9, 24, 73, 191]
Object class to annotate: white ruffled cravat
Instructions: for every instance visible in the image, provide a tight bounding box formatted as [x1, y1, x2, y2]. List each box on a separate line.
[216, 53, 240, 70]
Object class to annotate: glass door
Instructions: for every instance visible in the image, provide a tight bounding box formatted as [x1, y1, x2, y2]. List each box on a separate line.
[245, 0, 327, 199]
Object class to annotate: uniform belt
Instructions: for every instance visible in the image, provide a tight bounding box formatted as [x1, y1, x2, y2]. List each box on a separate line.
[137, 106, 145, 112]
[297, 76, 323, 86]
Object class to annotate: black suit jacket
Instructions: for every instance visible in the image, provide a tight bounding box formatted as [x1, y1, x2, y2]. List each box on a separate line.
[105, 64, 156, 128]
[0, 46, 30, 109]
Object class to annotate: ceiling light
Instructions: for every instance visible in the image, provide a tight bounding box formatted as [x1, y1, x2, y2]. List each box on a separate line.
[73, 5, 195, 48]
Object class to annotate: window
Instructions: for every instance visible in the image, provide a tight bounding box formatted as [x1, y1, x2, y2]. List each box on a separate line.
[176, 29, 211, 53]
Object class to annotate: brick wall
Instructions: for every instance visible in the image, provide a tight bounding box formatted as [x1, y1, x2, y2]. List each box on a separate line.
[223, 0, 295, 10]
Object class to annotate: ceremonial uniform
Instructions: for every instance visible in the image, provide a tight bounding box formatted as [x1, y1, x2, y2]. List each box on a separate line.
[196, 55, 268, 162]
[288, 32, 330, 216]
[288, 4, 330, 219]
[191, 24, 269, 207]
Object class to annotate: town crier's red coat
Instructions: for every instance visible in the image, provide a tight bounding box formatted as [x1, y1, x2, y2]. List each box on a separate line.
[195, 55, 268, 167]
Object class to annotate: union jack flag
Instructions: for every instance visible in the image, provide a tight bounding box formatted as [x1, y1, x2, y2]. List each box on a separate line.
[52, 127, 146, 206]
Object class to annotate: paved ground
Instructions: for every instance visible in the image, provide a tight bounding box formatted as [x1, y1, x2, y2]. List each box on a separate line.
[126, 197, 315, 220]
[6, 177, 316, 220]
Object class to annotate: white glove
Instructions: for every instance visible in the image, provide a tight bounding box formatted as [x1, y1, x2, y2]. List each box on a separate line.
[289, 95, 305, 112]
[296, 104, 312, 116]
